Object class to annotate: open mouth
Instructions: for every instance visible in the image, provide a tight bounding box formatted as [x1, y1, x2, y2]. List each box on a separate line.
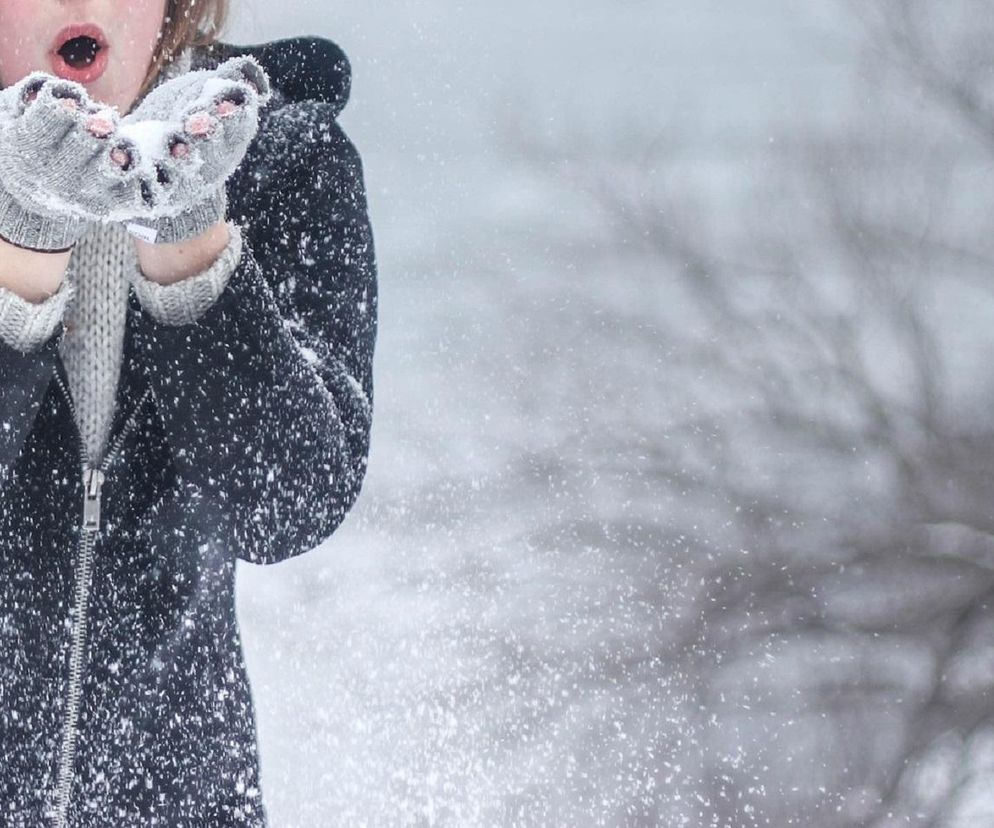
[58, 35, 101, 69]
[50, 24, 109, 84]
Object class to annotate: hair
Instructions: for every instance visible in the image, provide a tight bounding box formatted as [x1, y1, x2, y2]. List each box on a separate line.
[137, 0, 230, 101]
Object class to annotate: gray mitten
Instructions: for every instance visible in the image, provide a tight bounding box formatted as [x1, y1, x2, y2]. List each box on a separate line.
[0, 73, 133, 251]
[110, 56, 272, 244]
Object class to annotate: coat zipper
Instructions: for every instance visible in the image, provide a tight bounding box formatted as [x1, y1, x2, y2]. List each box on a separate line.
[46, 369, 152, 828]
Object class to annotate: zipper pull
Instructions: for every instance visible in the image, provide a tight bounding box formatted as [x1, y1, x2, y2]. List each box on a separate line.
[83, 468, 105, 532]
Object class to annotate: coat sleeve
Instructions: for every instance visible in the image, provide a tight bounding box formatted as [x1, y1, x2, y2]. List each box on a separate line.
[127, 98, 378, 565]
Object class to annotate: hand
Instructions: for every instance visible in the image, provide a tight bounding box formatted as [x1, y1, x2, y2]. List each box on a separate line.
[0, 72, 134, 251]
[111, 56, 272, 244]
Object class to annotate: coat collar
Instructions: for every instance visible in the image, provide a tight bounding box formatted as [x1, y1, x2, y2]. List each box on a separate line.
[84, 290, 152, 465]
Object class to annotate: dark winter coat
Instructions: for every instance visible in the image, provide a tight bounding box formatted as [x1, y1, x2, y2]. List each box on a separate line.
[0, 35, 377, 826]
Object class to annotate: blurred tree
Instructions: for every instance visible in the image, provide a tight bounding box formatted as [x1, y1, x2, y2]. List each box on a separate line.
[498, 0, 994, 824]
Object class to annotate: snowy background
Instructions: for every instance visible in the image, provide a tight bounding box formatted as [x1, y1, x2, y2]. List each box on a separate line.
[226, 2, 994, 826]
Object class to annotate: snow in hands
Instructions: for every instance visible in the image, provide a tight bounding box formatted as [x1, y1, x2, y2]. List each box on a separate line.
[0, 55, 272, 224]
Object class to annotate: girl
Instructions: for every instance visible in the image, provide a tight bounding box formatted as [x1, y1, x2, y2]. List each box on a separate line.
[0, 1, 377, 825]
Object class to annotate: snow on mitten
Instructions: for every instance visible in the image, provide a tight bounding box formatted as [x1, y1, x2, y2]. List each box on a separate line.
[111, 56, 272, 244]
[0, 72, 136, 251]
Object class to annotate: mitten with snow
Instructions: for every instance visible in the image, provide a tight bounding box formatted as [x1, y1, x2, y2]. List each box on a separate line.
[111, 55, 272, 244]
[0, 72, 131, 251]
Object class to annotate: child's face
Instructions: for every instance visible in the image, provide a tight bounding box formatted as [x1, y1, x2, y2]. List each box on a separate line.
[0, 0, 168, 113]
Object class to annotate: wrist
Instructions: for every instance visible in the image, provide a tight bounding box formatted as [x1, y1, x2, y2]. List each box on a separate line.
[133, 219, 231, 285]
[0, 236, 72, 302]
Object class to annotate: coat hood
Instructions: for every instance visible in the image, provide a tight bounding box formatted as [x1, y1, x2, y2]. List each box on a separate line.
[194, 36, 353, 118]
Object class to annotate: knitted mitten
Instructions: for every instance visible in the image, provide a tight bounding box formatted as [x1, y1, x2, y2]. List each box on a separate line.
[110, 56, 272, 244]
[0, 73, 131, 252]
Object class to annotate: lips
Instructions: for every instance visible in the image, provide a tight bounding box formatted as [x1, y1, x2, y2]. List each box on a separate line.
[49, 23, 109, 85]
